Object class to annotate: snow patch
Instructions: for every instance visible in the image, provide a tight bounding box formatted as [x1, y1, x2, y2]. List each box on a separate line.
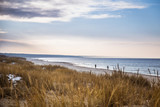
[7, 74, 21, 84]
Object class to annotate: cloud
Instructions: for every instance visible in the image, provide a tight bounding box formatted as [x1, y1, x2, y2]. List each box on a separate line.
[0, 29, 7, 34]
[0, 39, 30, 47]
[0, 0, 146, 23]
[0, 39, 39, 53]
[85, 14, 121, 19]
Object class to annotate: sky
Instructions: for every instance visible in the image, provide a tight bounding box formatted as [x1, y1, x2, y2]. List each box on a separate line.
[0, 0, 160, 58]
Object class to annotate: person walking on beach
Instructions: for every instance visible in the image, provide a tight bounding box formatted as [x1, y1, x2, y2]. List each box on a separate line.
[95, 64, 97, 68]
[107, 66, 109, 70]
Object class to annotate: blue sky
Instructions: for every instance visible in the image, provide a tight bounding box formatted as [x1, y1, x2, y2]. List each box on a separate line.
[0, 0, 160, 58]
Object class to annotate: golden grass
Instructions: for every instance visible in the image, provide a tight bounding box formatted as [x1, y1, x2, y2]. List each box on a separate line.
[0, 55, 160, 107]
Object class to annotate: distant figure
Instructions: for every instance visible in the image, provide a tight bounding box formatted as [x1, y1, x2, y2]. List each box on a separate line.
[89, 70, 92, 75]
[107, 66, 109, 70]
[95, 64, 97, 68]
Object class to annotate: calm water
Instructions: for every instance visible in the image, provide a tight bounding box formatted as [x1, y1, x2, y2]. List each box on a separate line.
[2, 53, 160, 76]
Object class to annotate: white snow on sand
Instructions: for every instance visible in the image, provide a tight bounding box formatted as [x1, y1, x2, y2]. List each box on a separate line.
[7, 74, 21, 83]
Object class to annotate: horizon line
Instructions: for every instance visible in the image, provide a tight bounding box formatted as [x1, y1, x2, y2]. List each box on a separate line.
[1, 52, 160, 59]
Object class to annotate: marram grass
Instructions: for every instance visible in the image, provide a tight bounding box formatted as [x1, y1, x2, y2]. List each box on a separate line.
[0, 55, 160, 107]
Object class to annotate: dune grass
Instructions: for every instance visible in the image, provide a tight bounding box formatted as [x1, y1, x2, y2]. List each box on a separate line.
[0, 55, 160, 107]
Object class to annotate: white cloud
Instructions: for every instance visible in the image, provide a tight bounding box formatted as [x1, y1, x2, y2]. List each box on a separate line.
[96, 1, 146, 11]
[0, 29, 7, 34]
[0, 15, 71, 23]
[0, 0, 147, 23]
[85, 14, 121, 19]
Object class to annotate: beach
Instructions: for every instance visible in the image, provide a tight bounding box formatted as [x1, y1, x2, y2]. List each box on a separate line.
[27, 58, 160, 83]
[0, 55, 160, 106]
[1, 0, 160, 106]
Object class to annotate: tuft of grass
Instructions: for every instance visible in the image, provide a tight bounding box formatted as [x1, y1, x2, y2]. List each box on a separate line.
[0, 55, 160, 107]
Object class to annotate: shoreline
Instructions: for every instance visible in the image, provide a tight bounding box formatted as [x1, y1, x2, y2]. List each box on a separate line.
[27, 58, 160, 82]
[27, 58, 113, 75]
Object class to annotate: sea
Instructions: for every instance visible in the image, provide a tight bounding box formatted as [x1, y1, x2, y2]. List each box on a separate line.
[1, 53, 160, 76]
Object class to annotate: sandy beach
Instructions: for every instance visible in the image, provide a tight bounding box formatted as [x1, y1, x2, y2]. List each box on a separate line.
[27, 58, 160, 83]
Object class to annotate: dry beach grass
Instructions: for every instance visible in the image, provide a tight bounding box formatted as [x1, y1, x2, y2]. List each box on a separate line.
[0, 55, 160, 107]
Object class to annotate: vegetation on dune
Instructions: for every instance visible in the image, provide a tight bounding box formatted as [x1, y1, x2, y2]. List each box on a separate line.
[0, 55, 160, 107]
